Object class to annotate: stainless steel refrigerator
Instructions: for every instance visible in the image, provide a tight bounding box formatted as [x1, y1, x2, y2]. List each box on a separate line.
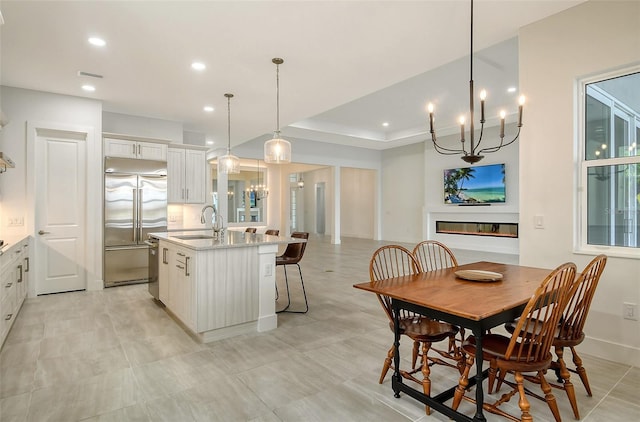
[104, 157, 167, 287]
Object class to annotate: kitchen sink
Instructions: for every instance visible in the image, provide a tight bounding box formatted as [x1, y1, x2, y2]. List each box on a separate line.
[172, 234, 215, 240]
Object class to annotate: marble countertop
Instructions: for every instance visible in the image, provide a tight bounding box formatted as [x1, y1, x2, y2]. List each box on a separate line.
[149, 229, 304, 251]
[0, 234, 30, 255]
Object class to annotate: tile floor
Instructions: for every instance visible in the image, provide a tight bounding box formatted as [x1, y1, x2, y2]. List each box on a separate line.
[1, 235, 638, 421]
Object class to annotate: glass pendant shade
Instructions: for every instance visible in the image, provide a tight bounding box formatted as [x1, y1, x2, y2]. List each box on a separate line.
[219, 151, 240, 174]
[264, 133, 291, 164]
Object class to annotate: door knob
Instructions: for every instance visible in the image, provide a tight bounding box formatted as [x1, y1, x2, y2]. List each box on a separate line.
[38, 230, 50, 235]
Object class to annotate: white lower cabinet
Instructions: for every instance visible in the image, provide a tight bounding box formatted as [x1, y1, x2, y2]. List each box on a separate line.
[0, 237, 31, 349]
[155, 237, 262, 341]
[161, 241, 196, 330]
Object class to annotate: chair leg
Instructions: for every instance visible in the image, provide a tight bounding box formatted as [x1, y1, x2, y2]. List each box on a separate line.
[488, 359, 498, 394]
[412, 340, 419, 370]
[452, 354, 474, 411]
[379, 344, 395, 384]
[276, 265, 292, 313]
[278, 263, 309, 314]
[539, 370, 562, 422]
[556, 346, 580, 419]
[420, 341, 432, 416]
[570, 346, 592, 397]
[514, 371, 534, 422]
[495, 368, 506, 393]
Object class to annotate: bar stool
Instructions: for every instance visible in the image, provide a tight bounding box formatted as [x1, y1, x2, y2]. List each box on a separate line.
[276, 232, 309, 313]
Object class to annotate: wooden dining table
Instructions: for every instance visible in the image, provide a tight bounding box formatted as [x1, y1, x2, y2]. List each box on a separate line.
[353, 261, 553, 422]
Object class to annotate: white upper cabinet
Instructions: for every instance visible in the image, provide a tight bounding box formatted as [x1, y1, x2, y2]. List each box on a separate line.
[104, 137, 168, 161]
[167, 146, 206, 204]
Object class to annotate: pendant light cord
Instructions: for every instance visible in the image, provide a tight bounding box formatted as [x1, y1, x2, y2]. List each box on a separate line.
[224, 92, 234, 154]
[470, 0, 473, 82]
[276, 62, 280, 133]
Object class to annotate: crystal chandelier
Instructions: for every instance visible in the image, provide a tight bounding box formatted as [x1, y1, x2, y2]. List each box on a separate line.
[428, 0, 524, 164]
[264, 58, 292, 164]
[246, 160, 269, 200]
[218, 93, 240, 174]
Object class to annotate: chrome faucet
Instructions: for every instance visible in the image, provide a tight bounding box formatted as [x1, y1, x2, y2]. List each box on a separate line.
[200, 204, 224, 236]
[200, 205, 216, 224]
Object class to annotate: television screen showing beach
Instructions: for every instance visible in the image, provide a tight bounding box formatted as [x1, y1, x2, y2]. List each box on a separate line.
[444, 163, 506, 204]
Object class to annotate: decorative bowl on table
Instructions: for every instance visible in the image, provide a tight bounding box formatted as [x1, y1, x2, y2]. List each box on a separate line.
[454, 269, 503, 282]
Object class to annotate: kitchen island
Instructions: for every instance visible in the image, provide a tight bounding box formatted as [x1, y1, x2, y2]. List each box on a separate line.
[149, 230, 304, 342]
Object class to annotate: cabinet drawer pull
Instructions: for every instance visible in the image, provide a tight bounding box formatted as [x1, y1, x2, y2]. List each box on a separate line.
[25, 257, 30, 272]
[176, 265, 184, 270]
[17, 264, 23, 283]
[185, 257, 190, 276]
[177, 252, 185, 257]
[162, 248, 168, 264]
[4, 313, 12, 321]
[5, 282, 12, 288]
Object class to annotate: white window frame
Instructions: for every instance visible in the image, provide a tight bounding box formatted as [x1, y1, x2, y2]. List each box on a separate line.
[576, 66, 640, 259]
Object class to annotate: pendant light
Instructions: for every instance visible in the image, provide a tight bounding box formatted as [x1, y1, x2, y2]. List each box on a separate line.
[218, 93, 240, 174]
[264, 58, 292, 164]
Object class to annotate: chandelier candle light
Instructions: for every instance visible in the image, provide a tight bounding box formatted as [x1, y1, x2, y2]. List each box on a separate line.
[264, 58, 292, 164]
[428, 0, 524, 164]
[219, 93, 240, 174]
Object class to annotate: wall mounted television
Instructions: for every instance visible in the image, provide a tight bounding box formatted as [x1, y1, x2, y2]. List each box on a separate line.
[444, 163, 506, 204]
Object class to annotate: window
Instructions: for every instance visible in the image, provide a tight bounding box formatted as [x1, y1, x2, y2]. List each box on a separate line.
[579, 70, 640, 256]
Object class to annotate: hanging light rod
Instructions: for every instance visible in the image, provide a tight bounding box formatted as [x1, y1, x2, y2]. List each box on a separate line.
[264, 57, 292, 164]
[427, 0, 524, 164]
[218, 93, 240, 174]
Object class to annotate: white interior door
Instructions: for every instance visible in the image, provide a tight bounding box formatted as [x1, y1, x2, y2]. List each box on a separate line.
[35, 128, 87, 294]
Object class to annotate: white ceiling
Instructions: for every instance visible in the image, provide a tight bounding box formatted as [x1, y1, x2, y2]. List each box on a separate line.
[0, 0, 584, 150]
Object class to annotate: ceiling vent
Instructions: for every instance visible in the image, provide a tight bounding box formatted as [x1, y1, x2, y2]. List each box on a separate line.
[77, 71, 103, 79]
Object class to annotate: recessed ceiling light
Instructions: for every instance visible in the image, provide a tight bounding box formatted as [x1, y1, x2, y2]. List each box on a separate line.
[88, 37, 106, 47]
[382, 122, 389, 127]
[507, 87, 517, 93]
[203, 106, 214, 112]
[82, 85, 96, 92]
[206, 140, 214, 145]
[191, 62, 206, 71]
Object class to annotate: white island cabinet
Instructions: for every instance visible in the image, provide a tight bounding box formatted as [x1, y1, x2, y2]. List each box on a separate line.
[152, 230, 303, 342]
[1, 236, 31, 350]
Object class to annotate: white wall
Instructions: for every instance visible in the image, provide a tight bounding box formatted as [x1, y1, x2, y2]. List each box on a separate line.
[519, 0, 640, 366]
[0, 86, 103, 290]
[340, 167, 376, 239]
[103, 111, 183, 143]
[381, 142, 425, 243]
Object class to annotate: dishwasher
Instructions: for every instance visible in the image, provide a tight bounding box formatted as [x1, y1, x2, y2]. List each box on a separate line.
[146, 238, 160, 300]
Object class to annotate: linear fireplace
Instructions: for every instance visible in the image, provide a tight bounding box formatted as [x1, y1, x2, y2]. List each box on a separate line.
[436, 221, 518, 238]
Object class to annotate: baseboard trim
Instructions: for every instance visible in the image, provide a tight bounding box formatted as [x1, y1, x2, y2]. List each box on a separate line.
[581, 335, 640, 367]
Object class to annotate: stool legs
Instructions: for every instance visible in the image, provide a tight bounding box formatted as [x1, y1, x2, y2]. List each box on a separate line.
[276, 263, 308, 313]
